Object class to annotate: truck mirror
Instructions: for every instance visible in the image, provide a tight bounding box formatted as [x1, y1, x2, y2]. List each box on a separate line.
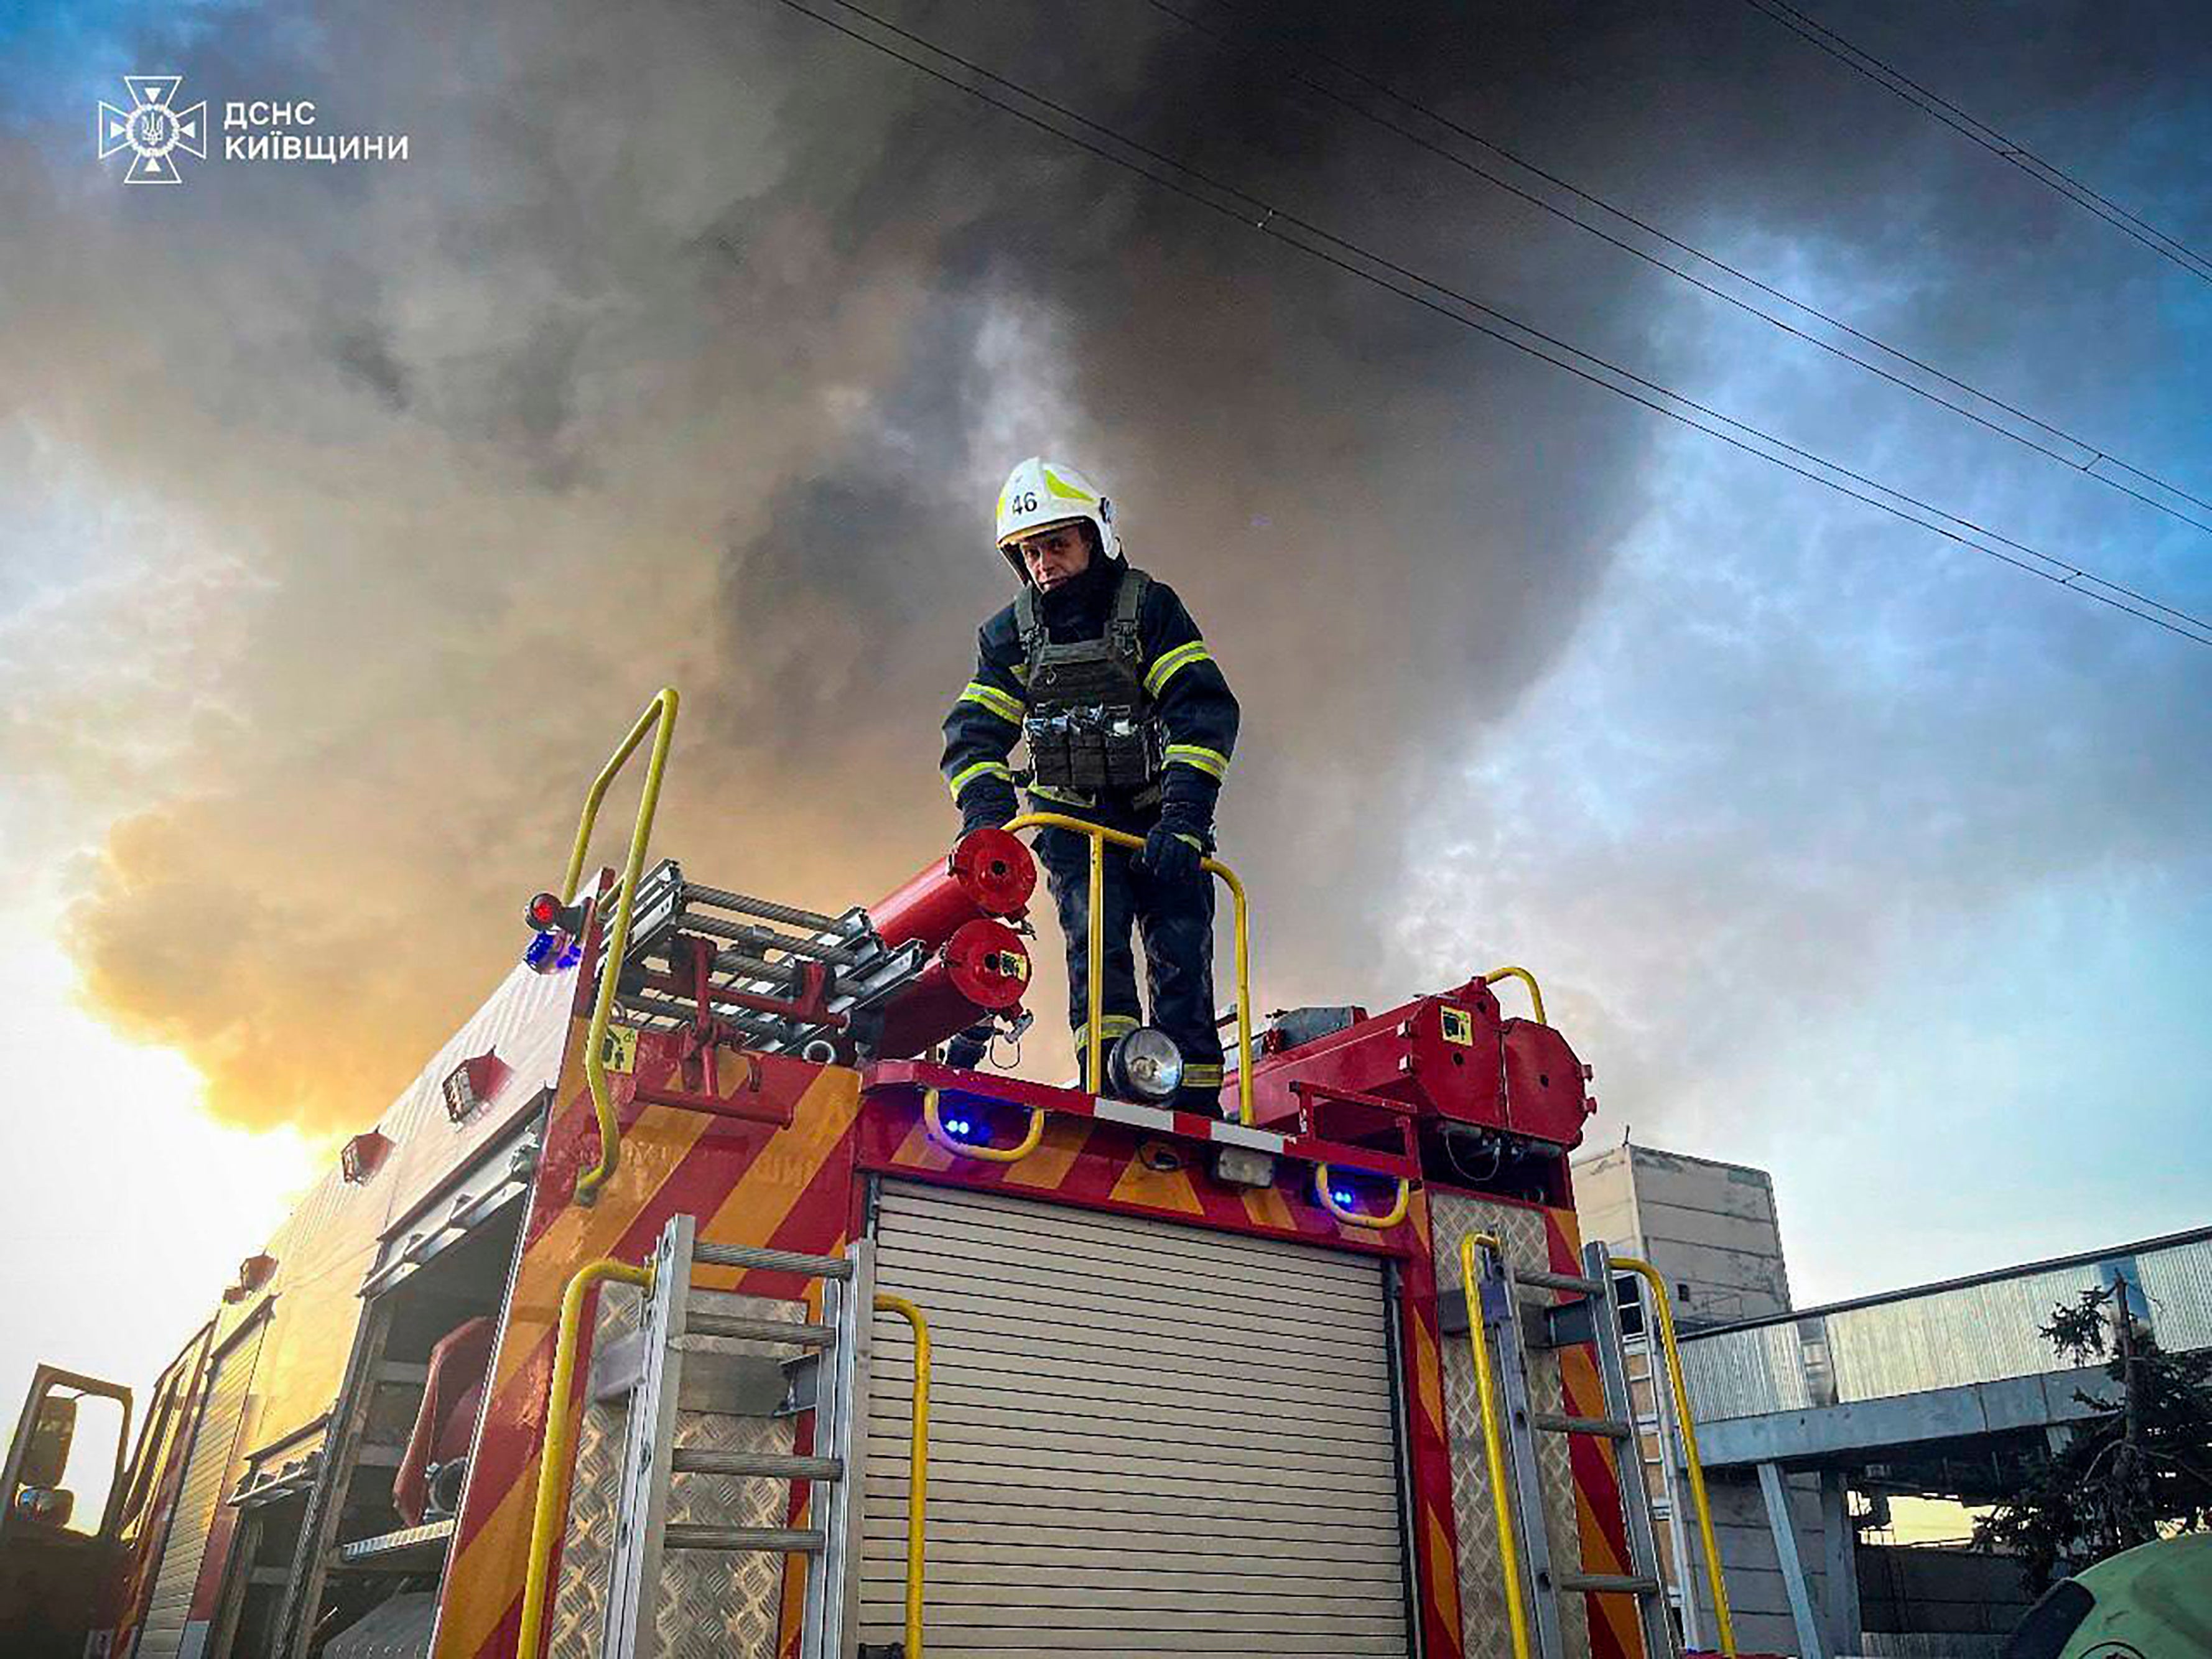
[19, 1396, 75, 1491]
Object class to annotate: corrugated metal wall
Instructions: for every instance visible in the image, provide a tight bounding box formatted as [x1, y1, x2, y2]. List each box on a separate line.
[132, 1319, 267, 1659]
[1679, 1233, 2212, 1421]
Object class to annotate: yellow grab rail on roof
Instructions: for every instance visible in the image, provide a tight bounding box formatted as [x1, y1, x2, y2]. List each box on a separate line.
[1482, 964, 1548, 1025]
[562, 687, 679, 1206]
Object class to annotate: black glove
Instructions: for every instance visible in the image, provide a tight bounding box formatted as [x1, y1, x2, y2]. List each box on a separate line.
[959, 786, 1017, 840]
[1138, 819, 1206, 883]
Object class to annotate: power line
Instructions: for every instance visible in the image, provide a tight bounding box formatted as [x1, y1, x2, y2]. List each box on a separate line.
[1143, 0, 2212, 535]
[1737, 0, 2212, 287]
[765, 0, 2212, 649]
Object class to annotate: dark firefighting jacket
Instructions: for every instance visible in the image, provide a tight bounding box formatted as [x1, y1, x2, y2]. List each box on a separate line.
[940, 557, 1239, 835]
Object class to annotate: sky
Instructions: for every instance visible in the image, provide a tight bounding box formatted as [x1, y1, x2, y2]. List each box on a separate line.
[1, 0, 2207, 1422]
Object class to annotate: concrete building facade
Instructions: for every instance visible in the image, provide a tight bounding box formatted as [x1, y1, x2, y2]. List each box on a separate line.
[1573, 1141, 1841, 1657]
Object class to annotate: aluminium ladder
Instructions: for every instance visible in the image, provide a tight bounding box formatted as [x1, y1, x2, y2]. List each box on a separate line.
[1468, 1238, 1680, 1659]
[601, 1214, 875, 1659]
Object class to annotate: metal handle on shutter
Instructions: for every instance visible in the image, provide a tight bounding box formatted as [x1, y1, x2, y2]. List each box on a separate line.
[873, 1294, 932, 1657]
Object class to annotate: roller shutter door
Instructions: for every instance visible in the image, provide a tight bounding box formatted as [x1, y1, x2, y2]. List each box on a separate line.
[134, 1320, 265, 1659]
[863, 1181, 1411, 1657]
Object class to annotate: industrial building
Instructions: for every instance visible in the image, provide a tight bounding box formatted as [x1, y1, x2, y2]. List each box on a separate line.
[1576, 1140, 2211, 1658]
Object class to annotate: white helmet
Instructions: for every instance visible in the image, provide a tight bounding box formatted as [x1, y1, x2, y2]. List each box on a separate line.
[995, 456, 1118, 582]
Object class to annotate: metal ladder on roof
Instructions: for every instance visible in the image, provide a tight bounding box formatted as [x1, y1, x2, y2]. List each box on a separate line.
[1462, 1236, 1684, 1659]
[602, 1215, 875, 1659]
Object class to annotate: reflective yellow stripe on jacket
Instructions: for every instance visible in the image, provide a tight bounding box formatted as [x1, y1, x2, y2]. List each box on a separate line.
[1143, 639, 1213, 697]
[1163, 743, 1229, 782]
[958, 680, 1025, 725]
[947, 759, 1015, 801]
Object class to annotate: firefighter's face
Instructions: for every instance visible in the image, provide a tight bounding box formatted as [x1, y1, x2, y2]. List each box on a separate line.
[1015, 522, 1092, 592]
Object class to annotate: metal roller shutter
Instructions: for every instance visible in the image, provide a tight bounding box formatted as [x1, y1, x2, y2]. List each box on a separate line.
[863, 1181, 1411, 1657]
[134, 1321, 265, 1659]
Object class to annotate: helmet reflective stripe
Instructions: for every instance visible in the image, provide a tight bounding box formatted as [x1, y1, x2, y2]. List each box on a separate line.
[995, 455, 1119, 579]
[1043, 467, 1095, 503]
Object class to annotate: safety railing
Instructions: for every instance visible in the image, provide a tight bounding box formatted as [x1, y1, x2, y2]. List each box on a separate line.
[873, 1293, 932, 1657]
[1611, 1254, 1736, 1656]
[1482, 964, 1548, 1025]
[1001, 811, 1255, 1125]
[561, 687, 680, 1206]
[1456, 1235, 1736, 1659]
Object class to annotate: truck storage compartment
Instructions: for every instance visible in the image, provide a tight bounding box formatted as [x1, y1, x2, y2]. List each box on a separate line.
[863, 1180, 1413, 1657]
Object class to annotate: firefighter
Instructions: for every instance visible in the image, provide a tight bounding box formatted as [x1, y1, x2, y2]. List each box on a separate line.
[941, 457, 1240, 1114]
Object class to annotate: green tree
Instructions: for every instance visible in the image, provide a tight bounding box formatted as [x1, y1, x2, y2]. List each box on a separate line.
[1974, 1283, 2212, 1588]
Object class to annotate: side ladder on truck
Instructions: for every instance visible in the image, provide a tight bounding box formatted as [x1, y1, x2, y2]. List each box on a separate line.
[524, 1216, 922, 1659]
[1459, 1234, 1737, 1659]
[606, 1217, 873, 1659]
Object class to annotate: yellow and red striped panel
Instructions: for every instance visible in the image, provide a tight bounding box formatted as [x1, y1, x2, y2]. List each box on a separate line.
[860, 1092, 1409, 1254]
[432, 1028, 863, 1659]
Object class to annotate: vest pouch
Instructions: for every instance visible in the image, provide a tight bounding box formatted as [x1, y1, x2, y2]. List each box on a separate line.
[1023, 712, 1079, 791]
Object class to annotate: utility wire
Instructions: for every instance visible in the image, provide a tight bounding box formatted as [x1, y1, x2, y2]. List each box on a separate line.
[765, 0, 2211, 648]
[1737, 0, 2212, 288]
[1143, 0, 2212, 535]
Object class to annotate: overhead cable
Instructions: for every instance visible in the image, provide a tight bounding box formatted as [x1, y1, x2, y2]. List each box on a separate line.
[1143, 0, 2212, 536]
[1737, 0, 2212, 288]
[766, 0, 2211, 649]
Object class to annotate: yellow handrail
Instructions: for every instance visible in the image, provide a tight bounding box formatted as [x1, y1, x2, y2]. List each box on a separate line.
[1002, 811, 1254, 1125]
[519, 1255, 655, 1659]
[1482, 965, 1547, 1026]
[921, 1086, 1044, 1164]
[873, 1293, 932, 1657]
[1314, 1163, 1412, 1230]
[564, 687, 681, 1206]
[1610, 1255, 1736, 1656]
[1457, 1232, 1533, 1659]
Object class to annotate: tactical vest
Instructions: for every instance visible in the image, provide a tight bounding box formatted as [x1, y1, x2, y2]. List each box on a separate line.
[1016, 566, 1162, 796]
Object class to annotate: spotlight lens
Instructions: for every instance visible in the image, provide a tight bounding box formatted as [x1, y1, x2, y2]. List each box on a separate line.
[1109, 1027, 1186, 1102]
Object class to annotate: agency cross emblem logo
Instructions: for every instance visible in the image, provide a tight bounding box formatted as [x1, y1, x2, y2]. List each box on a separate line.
[96, 75, 208, 184]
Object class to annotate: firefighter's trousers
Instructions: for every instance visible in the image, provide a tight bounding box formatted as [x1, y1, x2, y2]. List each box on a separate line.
[1033, 820, 1226, 1114]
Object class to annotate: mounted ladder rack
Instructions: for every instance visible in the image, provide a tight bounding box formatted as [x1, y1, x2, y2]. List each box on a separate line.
[608, 858, 936, 1062]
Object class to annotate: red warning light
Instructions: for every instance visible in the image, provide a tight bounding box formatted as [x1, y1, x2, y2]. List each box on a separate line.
[340, 1131, 393, 1185]
[526, 891, 564, 931]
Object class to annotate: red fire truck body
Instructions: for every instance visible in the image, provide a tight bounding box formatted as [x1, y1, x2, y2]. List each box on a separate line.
[2, 699, 1709, 1659]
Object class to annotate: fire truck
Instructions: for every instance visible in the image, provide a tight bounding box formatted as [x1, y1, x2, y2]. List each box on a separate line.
[1, 689, 1736, 1659]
